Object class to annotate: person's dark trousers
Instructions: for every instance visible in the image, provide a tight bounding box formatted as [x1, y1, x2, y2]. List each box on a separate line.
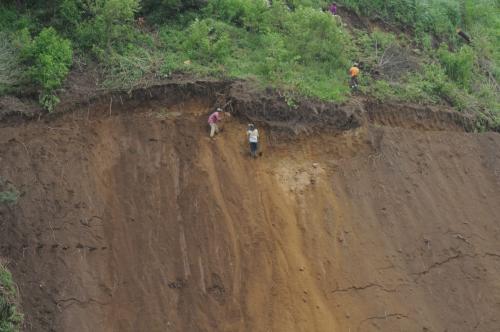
[250, 142, 258, 157]
[350, 76, 358, 88]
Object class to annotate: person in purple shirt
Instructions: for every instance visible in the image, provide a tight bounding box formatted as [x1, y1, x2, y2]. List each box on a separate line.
[329, 2, 337, 15]
[208, 108, 223, 138]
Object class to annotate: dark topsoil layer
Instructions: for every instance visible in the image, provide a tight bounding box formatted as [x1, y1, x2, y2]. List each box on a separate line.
[0, 77, 483, 135]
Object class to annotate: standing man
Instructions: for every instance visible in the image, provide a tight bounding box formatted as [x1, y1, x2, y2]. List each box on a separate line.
[247, 124, 259, 158]
[349, 63, 360, 90]
[208, 108, 223, 138]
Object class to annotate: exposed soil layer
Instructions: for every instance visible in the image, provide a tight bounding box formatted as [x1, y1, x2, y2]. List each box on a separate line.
[1, 79, 484, 133]
[0, 91, 500, 332]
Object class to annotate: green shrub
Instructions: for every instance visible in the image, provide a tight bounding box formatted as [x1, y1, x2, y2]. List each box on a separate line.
[38, 93, 61, 113]
[204, 0, 270, 31]
[75, 0, 140, 56]
[0, 191, 18, 205]
[255, 32, 290, 79]
[0, 178, 19, 205]
[57, 0, 83, 32]
[0, 263, 23, 332]
[0, 5, 35, 32]
[183, 19, 233, 65]
[22, 27, 73, 110]
[284, 7, 348, 66]
[141, 0, 207, 23]
[25, 27, 73, 91]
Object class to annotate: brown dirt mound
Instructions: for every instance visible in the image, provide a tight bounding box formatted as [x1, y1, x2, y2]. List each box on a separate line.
[0, 89, 500, 332]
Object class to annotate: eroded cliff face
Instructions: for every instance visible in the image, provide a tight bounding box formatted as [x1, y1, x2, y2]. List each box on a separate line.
[1, 96, 499, 332]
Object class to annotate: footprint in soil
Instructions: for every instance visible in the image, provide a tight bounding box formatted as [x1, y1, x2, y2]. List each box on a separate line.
[168, 278, 186, 289]
[207, 273, 226, 304]
[8, 244, 109, 253]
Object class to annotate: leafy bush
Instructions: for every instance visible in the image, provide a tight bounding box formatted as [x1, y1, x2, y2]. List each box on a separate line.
[0, 191, 19, 205]
[256, 32, 291, 80]
[57, 0, 84, 32]
[284, 7, 348, 66]
[75, 0, 140, 55]
[203, 0, 270, 31]
[141, 0, 207, 23]
[22, 27, 73, 110]
[38, 93, 61, 113]
[0, 178, 19, 205]
[0, 5, 36, 32]
[183, 19, 233, 65]
[0, 263, 23, 332]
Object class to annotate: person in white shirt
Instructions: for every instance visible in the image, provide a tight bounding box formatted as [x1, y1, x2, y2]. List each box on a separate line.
[246, 124, 259, 158]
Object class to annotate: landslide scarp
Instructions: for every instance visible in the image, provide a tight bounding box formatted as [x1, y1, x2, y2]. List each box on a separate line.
[0, 86, 499, 332]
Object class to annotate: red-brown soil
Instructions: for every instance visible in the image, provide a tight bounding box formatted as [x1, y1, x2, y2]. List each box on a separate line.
[0, 92, 499, 332]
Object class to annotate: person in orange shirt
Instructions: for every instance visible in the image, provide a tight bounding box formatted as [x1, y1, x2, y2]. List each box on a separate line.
[349, 63, 360, 90]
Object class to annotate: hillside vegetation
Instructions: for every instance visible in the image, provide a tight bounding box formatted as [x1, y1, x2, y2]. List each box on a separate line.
[0, 262, 22, 332]
[0, 0, 498, 127]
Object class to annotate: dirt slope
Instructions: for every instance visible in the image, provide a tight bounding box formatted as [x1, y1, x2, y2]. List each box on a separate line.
[0, 96, 500, 332]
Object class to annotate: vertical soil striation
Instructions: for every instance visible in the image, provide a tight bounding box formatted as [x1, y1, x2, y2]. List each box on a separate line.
[0, 98, 500, 331]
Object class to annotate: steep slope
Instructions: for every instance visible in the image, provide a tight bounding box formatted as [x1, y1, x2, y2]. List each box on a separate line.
[0, 96, 499, 332]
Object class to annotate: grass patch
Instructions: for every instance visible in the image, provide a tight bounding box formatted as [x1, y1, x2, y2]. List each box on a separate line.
[0, 33, 23, 96]
[0, 178, 19, 205]
[158, 4, 352, 102]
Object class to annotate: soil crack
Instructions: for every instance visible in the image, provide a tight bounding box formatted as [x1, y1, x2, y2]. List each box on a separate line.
[357, 312, 410, 332]
[331, 282, 398, 294]
[412, 251, 500, 279]
[413, 253, 462, 277]
[54, 297, 109, 310]
[484, 252, 500, 259]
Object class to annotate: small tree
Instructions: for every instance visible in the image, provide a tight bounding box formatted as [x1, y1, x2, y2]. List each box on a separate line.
[23, 27, 73, 111]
